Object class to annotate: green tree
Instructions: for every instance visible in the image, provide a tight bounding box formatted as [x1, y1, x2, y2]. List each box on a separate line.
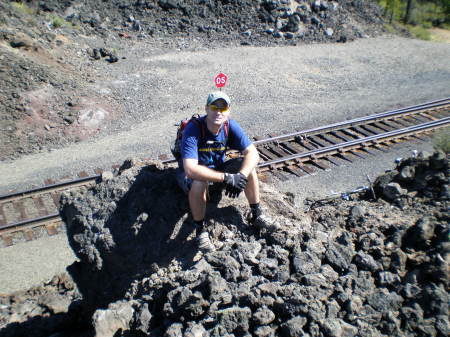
[377, 0, 450, 27]
[384, 0, 401, 23]
[404, 0, 414, 23]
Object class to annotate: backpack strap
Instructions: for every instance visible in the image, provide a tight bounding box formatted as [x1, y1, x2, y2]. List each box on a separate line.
[190, 115, 205, 142]
[224, 119, 229, 139]
[223, 119, 230, 154]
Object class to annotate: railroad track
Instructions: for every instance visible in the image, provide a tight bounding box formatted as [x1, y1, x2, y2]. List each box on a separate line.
[1, 98, 449, 247]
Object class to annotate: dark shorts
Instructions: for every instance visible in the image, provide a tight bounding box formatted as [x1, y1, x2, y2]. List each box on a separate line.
[176, 157, 243, 194]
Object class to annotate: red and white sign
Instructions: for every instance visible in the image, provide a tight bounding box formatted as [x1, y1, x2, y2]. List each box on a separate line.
[214, 73, 228, 88]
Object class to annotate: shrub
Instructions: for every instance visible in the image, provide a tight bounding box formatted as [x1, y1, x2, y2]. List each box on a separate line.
[51, 16, 65, 28]
[407, 24, 431, 40]
[433, 127, 450, 153]
[11, 1, 35, 15]
[384, 23, 397, 34]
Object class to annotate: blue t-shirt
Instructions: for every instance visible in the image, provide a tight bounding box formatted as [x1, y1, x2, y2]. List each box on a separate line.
[180, 116, 252, 170]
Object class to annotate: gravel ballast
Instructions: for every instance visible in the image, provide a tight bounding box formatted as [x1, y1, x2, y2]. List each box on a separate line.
[0, 36, 449, 195]
[0, 234, 76, 294]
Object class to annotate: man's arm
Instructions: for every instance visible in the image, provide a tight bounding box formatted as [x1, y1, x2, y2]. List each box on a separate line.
[183, 143, 259, 182]
[183, 158, 225, 182]
[239, 144, 260, 177]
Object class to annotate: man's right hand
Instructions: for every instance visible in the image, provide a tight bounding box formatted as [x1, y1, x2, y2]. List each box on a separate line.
[223, 172, 248, 198]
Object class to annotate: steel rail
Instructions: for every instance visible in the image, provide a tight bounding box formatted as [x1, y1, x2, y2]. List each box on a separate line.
[4, 118, 445, 232]
[254, 98, 450, 146]
[0, 175, 98, 202]
[0, 158, 176, 203]
[258, 117, 450, 168]
[0, 212, 60, 232]
[1, 98, 448, 202]
[377, 96, 449, 112]
[1, 115, 448, 235]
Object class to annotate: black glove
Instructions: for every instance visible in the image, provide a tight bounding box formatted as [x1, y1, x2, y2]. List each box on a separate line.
[223, 172, 248, 198]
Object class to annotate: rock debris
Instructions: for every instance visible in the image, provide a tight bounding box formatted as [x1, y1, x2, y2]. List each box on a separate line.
[2, 152, 447, 336]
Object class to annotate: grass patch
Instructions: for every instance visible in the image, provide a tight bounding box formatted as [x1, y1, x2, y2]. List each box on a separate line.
[406, 24, 431, 40]
[67, 22, 81, 30]
[384, 24, 397, 34]
[429, 27, 450, 43]
[50, 16, 66, 28]
[433, 127, 450, 153]
[11, 1, 35, 16]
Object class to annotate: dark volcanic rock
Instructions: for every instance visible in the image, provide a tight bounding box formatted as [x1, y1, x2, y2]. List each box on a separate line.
[325, 242, 355, 273]
[280, 316, 307, 336]
[292, 248, 322, 275]
[3, 152, 448, 336]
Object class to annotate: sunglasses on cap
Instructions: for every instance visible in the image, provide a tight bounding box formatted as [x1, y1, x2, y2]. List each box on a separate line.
[209, 104, 229, 112]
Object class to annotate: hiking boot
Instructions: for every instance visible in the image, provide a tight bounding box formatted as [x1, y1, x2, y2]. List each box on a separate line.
[196, 231, 215, 253]
[251, 213, 280, 232]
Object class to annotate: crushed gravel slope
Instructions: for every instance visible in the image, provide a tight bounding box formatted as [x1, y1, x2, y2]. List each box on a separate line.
[0, 36, 449, 194]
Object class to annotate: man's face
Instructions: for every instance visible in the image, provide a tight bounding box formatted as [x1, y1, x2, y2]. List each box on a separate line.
[205, 99, 230, 126]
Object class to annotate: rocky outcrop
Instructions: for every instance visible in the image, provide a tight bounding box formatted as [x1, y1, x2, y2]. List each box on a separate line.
[2, 0, 386, 47]
[373, 150, 449, 203]
[0, 274, 83, 337]
[2, 152, 448, 336]
[58, 153, 449, 336]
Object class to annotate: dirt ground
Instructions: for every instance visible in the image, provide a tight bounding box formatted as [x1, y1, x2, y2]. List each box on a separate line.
[429, 28, 450, 43]
[0, 0, 388, 161]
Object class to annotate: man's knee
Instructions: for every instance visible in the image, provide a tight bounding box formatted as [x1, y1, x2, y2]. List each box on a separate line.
[189, 180, 208, 198]
[248, 168, 257, 178]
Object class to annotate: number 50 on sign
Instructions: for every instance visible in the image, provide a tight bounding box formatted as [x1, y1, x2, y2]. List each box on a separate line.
[214, 73, 228, 88]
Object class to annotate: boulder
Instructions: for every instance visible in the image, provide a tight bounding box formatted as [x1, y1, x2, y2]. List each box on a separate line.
[353, 251, 380, 272]
[164, 322, 183, 337]
[280, 316, 307, 336]
[254, 325, 276, 337]
[373, 170, 398, 195]
[292, 249, 322, 275]
[253, 306, 276, 325]
[349, 205, 365, 220]
[215, 306, 252, 334]
[92, 301, 134, 337]
[383, 182, 406, 200]
[430, 150, 447, 170]
[402, 217, 436, 248]
[184, 323, 207, 337]
[366, 289, 403, 313]
[282, 14, 300, 32]
[320, 319, 358, 337]
[158, 0, 178, 10]
[325, 242, 355, 272]
[52, 153, 450, 336]
[376, 271, 401, 287]
[398, 165, 415, 181]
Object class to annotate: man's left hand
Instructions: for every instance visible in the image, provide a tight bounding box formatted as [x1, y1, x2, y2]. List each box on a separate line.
[223, 172, 248, 198]
[225, 185, 243, 198]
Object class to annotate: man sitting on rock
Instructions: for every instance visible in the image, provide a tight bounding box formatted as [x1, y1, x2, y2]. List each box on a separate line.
[176, 91, 277, 252]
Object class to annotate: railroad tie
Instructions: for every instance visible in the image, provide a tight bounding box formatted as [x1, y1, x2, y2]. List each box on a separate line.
[0, 204, 6, 227]
[1, 234, 13, 247]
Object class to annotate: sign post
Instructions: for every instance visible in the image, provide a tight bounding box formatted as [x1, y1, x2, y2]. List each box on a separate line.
[214, 73, 228, 90]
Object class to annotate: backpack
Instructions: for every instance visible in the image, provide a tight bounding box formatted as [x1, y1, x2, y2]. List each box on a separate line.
[171, 114, 229, 160]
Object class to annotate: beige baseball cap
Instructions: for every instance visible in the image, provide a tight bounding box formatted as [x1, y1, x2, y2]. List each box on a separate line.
[206, 91, 231, 106]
